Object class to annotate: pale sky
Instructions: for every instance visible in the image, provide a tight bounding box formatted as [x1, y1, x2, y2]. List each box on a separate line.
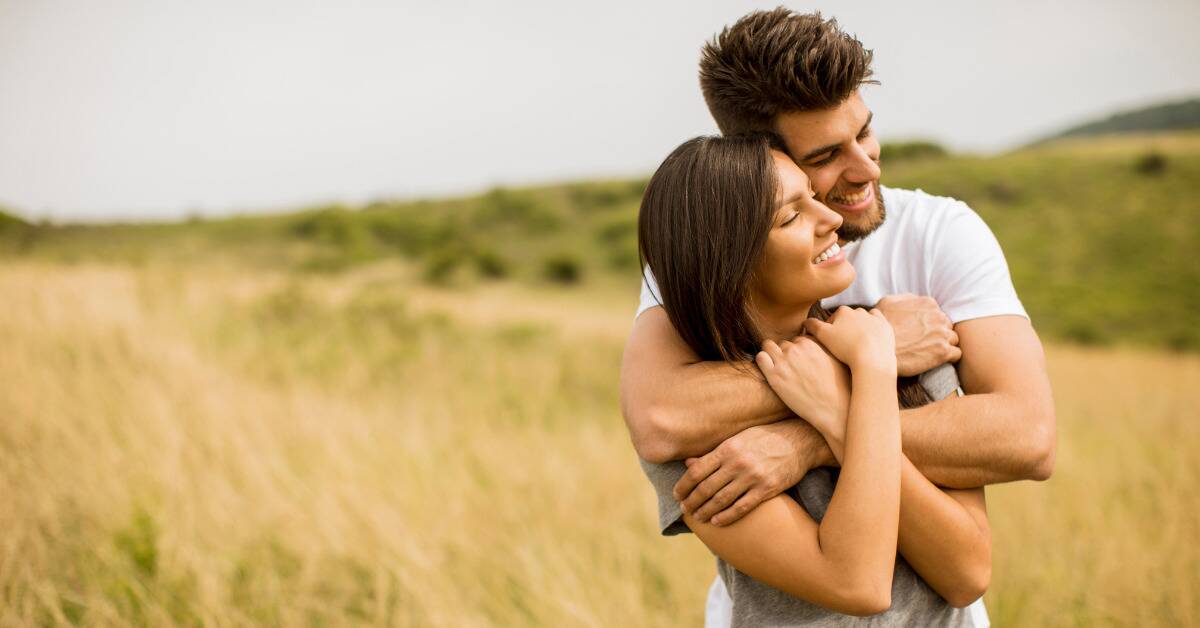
[1, 0, 1197, 221]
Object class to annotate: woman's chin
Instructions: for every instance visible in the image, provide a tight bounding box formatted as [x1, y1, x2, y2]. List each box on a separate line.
[824, 265, 856, 297]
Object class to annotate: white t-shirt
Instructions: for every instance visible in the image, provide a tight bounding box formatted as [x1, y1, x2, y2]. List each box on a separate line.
[637, 185, 1027, 323]
[639, 186, 1020, 628]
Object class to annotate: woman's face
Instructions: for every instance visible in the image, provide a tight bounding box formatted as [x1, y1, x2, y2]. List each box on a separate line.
[750, 150, 857, 311]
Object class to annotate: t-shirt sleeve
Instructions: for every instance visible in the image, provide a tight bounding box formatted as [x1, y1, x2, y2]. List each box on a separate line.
[635, 268, 664, 319]
[638, 458, 692, 536]
[926, 200, 1028, 323]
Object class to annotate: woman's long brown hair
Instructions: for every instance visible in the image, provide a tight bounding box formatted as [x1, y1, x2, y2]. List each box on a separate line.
[638, 134, 933, 409]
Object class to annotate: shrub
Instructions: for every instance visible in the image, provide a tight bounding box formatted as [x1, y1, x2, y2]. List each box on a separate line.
[1134, 152, 1167, 175]
[473, 248, 510, 279]
[475, 188, 562, 233]
[542, 253, 582, 284]
[880, 141, 948, 162]
[422, 248, 462, 285]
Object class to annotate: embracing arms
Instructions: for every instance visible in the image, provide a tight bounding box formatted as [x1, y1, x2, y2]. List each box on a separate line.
[620, 295, 1055, 487]
[685, 309, 902, 615]
[620, 305, 791, 463]
[898, 314, 1055, 487]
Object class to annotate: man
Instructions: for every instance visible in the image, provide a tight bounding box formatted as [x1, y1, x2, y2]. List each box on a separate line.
[620, 8, 1056, 625]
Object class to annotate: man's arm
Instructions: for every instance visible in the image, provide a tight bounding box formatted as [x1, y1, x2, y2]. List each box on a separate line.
[898, 314, 1057, 488]
[620, 306, 790, 463]
[675, 308, 1055, 524]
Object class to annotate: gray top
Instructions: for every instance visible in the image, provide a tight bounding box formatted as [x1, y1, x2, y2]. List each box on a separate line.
[639, 363, 975, 627]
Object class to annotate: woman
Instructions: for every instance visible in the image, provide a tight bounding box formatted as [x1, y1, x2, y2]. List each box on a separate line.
[636, 134, 990, 626]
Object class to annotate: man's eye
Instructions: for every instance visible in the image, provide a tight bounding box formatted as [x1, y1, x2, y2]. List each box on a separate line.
[809, 154, 835, 167]
[858, 127, 872, 140]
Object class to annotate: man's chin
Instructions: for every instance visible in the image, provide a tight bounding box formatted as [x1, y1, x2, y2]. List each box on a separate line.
[836, 182, 885, 243]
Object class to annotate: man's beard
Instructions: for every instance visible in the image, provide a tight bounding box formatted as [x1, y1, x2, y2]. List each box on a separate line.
[836, 181, 886, 243]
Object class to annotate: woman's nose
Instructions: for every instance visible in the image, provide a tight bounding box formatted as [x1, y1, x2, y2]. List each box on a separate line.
[819, 203, 844, 232]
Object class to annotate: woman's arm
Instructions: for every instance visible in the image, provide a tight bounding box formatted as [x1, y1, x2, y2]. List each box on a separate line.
[813, 391, 991, 607]
[896, 464, 991, 607]
[682, 314, 903, 615]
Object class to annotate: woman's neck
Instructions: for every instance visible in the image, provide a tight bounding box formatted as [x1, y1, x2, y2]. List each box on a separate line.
[754, 300, 817, 343]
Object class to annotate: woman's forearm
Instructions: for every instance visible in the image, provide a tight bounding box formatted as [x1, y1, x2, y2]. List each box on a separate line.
[816, 366, 902, 600]
[896, 459, 991, 607]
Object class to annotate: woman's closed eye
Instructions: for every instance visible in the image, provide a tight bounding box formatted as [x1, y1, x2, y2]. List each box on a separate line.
[780, 211, 800, 227]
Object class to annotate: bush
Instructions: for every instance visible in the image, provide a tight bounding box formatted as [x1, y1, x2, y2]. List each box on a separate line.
[542, 253, 582, 284]
[1134, 152, 1167, 175]
[291, 207, 373, 258]
[568, 182, 643, 212]
[422, 248, 462, 285]
[475, 188, 562, 233]
[473, 248, 510, 279]
[0, 208, 27, 233]
[880, 141, 948, 162]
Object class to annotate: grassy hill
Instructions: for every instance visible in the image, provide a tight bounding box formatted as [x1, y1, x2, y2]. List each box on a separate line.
[3, 134, 1199, 627]
[1041, 98, 1200, 142]
[3, 132, 1198, 351]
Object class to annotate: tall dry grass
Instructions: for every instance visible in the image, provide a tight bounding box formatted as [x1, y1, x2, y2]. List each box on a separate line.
[1, 262, 1197, 626]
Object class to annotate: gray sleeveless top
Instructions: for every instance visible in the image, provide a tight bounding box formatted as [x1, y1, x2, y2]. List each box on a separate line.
[638, 364, 975, 627]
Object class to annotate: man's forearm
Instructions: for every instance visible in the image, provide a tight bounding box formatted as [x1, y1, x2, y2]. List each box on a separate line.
[899, 391, 1055, 488]
[621, 308, 791, 463]
[623, 359, 791, 463]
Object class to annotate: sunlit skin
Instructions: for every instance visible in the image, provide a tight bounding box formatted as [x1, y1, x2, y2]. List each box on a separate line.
[774, 91, 884, 243]
[749, 151, 856, 341]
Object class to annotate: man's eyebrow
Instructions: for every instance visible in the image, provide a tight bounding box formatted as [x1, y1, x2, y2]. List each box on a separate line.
[797, 111, 874, 162]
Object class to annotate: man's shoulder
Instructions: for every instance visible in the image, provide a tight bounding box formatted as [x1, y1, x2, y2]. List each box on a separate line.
[882, 186, 974, 220]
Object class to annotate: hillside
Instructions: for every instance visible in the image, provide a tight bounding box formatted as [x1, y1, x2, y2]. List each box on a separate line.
[3, 132, 1198, 351]
[1042, 98, 1200, 141]
[0, 207, 27, 232]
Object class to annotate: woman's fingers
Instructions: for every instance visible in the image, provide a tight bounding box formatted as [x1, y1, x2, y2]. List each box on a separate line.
[755, 350, 774, 371]
[802, 318, 832, 341]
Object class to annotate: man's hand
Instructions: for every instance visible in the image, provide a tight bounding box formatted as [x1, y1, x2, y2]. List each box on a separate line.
[875, 294, 961, 376]
[672, 419, 835, 527]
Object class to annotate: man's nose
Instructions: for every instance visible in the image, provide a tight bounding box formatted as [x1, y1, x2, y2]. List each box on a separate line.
[843, 143, 881, 184]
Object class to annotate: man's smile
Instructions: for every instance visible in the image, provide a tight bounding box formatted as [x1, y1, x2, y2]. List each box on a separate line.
[826, 185, 874, 212]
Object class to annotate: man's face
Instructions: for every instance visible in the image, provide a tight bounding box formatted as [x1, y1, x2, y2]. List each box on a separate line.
[773, 91, 883, 243]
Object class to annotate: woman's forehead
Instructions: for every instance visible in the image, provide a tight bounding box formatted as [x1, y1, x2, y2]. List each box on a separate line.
[772, 150, 812, 203]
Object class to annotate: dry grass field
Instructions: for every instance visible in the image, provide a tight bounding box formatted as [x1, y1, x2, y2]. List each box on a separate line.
[2, 261, 1198, 626]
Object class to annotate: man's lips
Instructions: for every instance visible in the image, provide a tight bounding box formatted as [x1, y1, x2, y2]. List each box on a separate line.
[826, 184, 874, 212]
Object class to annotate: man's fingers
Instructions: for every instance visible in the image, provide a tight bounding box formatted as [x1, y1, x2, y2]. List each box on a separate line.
[946, 345, 963, 364]
[710, 490, 767, 527]
[947, 329, 960, 347]
[691, 478, 750, 523]
[680, 467, 735, 515]
[673, 453, 720, 501]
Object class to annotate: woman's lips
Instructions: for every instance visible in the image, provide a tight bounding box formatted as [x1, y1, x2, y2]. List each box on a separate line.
[814, 247, 845, 267]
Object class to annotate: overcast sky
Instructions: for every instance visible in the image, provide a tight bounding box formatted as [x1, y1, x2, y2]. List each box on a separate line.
[1, 0, 1197, 221]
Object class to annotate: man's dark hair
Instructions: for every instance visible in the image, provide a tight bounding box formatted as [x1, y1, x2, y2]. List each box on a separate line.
[700, 8, 877, 135]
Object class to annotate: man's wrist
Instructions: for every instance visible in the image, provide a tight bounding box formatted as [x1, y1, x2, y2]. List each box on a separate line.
[792, 419, 837, 470]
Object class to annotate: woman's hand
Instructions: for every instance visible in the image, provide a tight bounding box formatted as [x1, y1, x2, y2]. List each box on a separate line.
[803, 306, 897, 374]
[755, 336, 850, 442]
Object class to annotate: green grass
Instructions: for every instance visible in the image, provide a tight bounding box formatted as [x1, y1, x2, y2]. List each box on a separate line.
[4, 133, 1198, 351]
